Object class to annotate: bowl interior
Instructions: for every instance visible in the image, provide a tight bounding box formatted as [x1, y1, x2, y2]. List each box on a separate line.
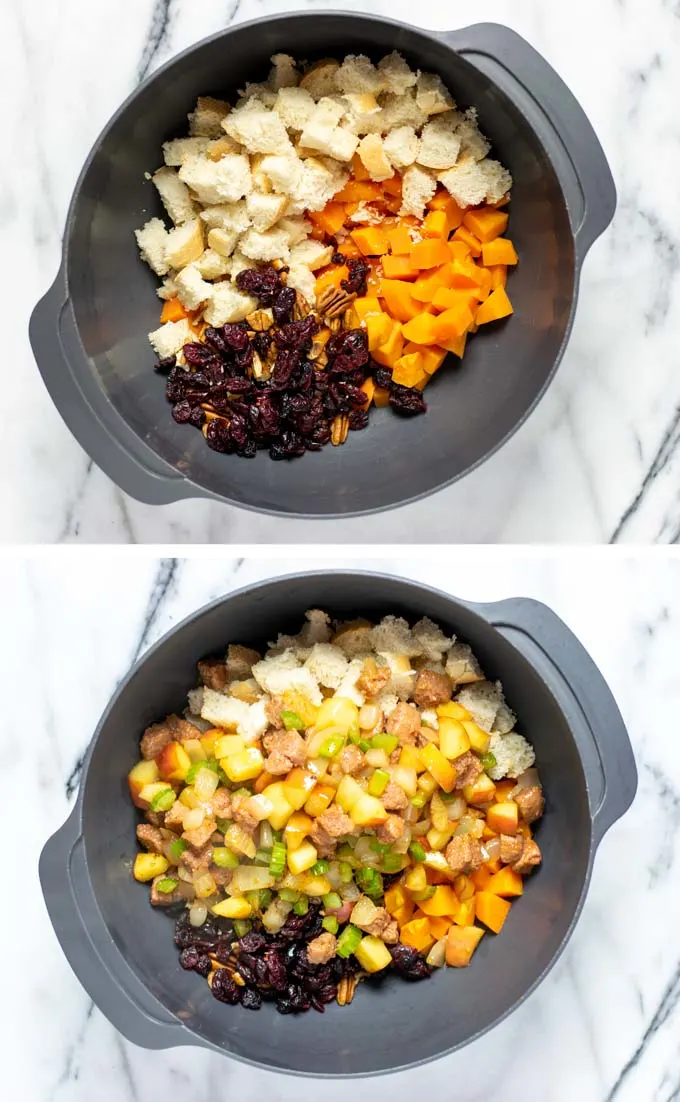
[65, 14, 574, 516]
[82, 575, 590, 1075]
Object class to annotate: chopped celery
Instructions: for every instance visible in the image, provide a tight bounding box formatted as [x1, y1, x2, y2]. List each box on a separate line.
[281, 710, 304, 730]
[408, 841, 427, 862]
[356, 867, 383, 898]
[336, 924, 363, 958]
[185, 760, 220, 785]
[348, 721, 360, 742]
[215, 817, 233, 834]
[318, 734, 346, 759]
[322, 891, 342, 910]
[279, 887, 301, 903]
[269, 841, 287, 878]
[155, 877, 178, 894]
[481, 751, 497, 772]
[150, 787, 175, 812]
[410, 792, 428, 809]
[336, 844, 355, 863]
[370, 734, 399, 753]
[292, 896, 309, 915]
[311, 859, 329, 876]
[382, 852, 403, 873]
[322, 915, 339, 935]
[370, 838, 390, 854]
[411, 885, 436, 902]
[368, 768, 390, 797]
[233, 919, 252, 937]
[338, 861, 353, 883]
[245, 890, 262, 909]
[348, 728, 362, 745]
[259, 890, 273, 910]
[168, 838, 187, 862]
[358, 739, 371, 752]
[255, 847, 273, 865]
[212, 847, 239, 869]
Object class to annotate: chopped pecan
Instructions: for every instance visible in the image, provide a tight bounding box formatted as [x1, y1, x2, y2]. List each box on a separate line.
[317, 285, 357, 318]
[336, 974, 360, 1006]
[293, 291, 313, 319]
[246, 308, 274, 331]
[330, 414, 350, 446]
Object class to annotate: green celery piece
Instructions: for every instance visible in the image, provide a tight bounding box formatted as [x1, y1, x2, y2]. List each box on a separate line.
[212, 847, 239, 869]
[322, 915, 339, 935]
[155, 877, 178, 894]
[338, 861, 353, 883]
[336, 924, 362, 958]
[279, 887, 301, 903]
[269, 840, 287, 877]
[382, 852, 403, 873]
[185, 760, 220, 785]
[408, 841, 427, 862]
[281, 710, 304, 730]
[322, 891, 342, 910]
[150, 787, 175, 812]
[168, 838, 187, 861]
[259, 890, 273, 910]
[369, 837, 390, 854]
[233, 919, 252, 937]
[255, 847, 273, 865]
[311, 859, 329, 875]
[410, 792, 428, 809]
[318, 734, 346, 759]
[370, 734, 399, 753]
[292, 896, 309, 915]
[481, 751, 497, 772]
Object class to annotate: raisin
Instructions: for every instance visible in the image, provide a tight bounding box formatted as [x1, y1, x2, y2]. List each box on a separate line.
[341, 257, 370, 296]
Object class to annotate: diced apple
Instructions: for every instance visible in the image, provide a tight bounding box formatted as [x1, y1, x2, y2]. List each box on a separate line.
[296, 872, 331, 896]
[350, 793, 388, 827]
[221, 747, 264, 784]
[335, 775, 364, 812]
[133, 853, 169, 882]
[303, 783, 336, 818]
[426, 825, 455, 851]
[199, 730, 219, 757]
[399, 745, 424, 772]
[420, 743, 457, 793]
[287, 840, 318, 875]
[423, 850, 456, 881]
[214, 734, 246, 758]
[156, 741, 191, 783]
[211, 897, 252, 919]
[354, 935, 393, 973]
[462, 720, 490, 754]
[463, 773, 497, 806]
[282, 768, 317, 811]
[445, 924, 484, 966]
[486, 801, 519, 835]
[437, 702, 470, 720]
[242, 793, 274, 823]
[128, 760, 160, 808]
[261, 782, 295, 830]
[284, 811, 313, 851]
[316, 696, 359, 730]
[438, 718, 471, 760]
[138, 781, 173, 806]
[183, 738, 207, 763]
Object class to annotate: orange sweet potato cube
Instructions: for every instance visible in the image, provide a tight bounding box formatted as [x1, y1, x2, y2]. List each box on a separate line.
[445, 925, 485, 966]
[475, 891, 512, 934]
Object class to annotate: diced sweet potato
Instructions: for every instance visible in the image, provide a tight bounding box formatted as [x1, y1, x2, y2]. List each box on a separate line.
[400, 916, 435, 953]
[366, 312, 394, 351]
[410, 238, 452, 270]
[160, 297, 188, 324]
[315, 265, 349, 297]
[446, 258, 484, 289]
[475, 891, 511, 933]
[308, 203, 346, 237]
[488, 265, 508, 290]
[373, 385, 390, 407]
[380, 280, 420, 324]
[401, 314, 439, 346]
[445, 924, 484, 966]
[476, 286, 514, 325]
[411, 268, 452, 303]
[383, 174, 403, 197]
[434, 304, 474, 343]
[387, 224, 414, 255]
[486, 801, 519, 835]
[422, 210, 448, 239]
[354, 295, 383, 321]
[463, 208, 509, 243]
[382, 254, 417, 280]
[417, 884, 460, 917]
[486, 867, 524, 897]
[481, 237, 519, 266]
[439, 332, 467, 358]
[335, 180, 384, 203]
[350, 151, 371, 181]
[392, 351, 426, 387]
[351, 226, 390, 256]
[403, 343, 447, 375]
[372, 319, 404, 367]
[432, 287, 479, 314]
[452, 227, 482, 257]
[360, 377, 375, 408]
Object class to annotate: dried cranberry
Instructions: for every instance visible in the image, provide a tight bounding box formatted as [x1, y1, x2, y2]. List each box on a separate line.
[389, 943, 432, 979]
[349, 408, 370, 430]
[275, 317, 318, 351]
[205, 418, 232, 453]
[342, 257, 370, 296]
[220, 322, 250, 352]
[171, 400, 193, 424]
[371, 365, 393, 389]
[183, 342, 216, 367]
[194, 954, 212, 977]
[236, 265, 280, 305]
[203, 327, 231, 357]
[222, 375, 254, 395]
[389, 385, 427, 415]
[189, 406, 206, 428]
[154, 355, 176, 374]
[272, 285, 296, 325]
[179, 946, 199, 970]
[331, 252, 346, 265]
[252, 330, 272, 359]
[271, 348, 301, 390]
[240, 987, 262, 1010]
[266, 951, 288, 991]
[211, 969, 241, 1004]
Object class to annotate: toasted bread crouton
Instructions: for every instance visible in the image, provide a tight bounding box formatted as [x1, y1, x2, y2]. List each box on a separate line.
[412, 617, 453, 661]
[299, 59, 340, 98]
[162, 137, 212, 167]
[274, 86, 317, 131]
[224, 103, 293, 155]
[358, 134, 394, 182]
[165, 218, 205, 269]
[240, 226, 291, 262]
[227, 250, 251, 280]
[237, 84, 277, 109]
[479, 159, 513, 203]
[135, 218, 170, 276]
[200, 689, 250, 730]
[179, 154, 252, 205]
[188, 96, 230, 138]
[417, 116, 462, 170]
[300, 97, 358, 162]
[289, 239, 334, 270]
[304, 643, 349, 689]
[269, 52, 300, 90]
[378, 51, 419, 96]
[341, 94, 385, 136]
[336, 54, 385, 96]
[199, 200, 251, 234]
[202, 282, 258, 326]
[278, 216, 313, 247]
[286, 263, 317, 302]
[207, 227, 241, 258]
[381, 90, 428, 133]
[148, 318, 193, 359]
[400, 164, 437, 219]
[258, 153, 304, 196]
[445, 643, 485, 686]
[416, 72, 455, 116]
[156, 273, 178, 300]
[291, 156, 348, 213]
[246, 191, 288, 232]
[193, 247, 232, 280]
[174, 264, 213, 310]
[383, 125, 420, 169]
[152, 167, 198, 225]
[205, 135, 242, 160]
[455, 108, 491, 162]
[438, 157, 488, 208]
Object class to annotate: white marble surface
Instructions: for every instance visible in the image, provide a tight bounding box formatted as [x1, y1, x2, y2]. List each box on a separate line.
[12, 550, 680, 1100]
[5, 0, 680, 543]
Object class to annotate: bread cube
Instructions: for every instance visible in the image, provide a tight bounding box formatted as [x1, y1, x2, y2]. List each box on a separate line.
[152, 167, 197, 225]
[135, 218, 170, 276]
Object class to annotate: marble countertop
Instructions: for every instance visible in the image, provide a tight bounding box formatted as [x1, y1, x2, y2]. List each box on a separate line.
[7, 0, 680, 543]
[14, 550, 680, 1100]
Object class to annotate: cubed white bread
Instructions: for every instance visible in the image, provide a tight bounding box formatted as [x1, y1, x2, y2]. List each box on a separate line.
[156, 273, 178, 300]
[383, 125, 420, 169]
[224, 104, 293, 155]
[252, 649, 299, 684]
[341, 95, 385, 136]
[300, 97, 345, 138]
[202, 282, 257, 326]
[412, 617, 453, 661]
[336, 54, 385, 96]
[174, 264, 213, 310]
[377, 51, 419, 96]
[179, 154, 252, 205]
[455, 680, 505, 732]
[199, 201, 251, 233]
[250, 153, 273, 194]
[289, 239, 334, 270]
[165, 218, 205, 269]
[487, 732, 534, 781]
[193, 248, 232, 280]
[493, 701, 517, 735]
[148, 318, 193, 359]
[207, 227, 240, 258]
[188, 96, 230, 138]
[292, 156, 348, 213]
[269, 53, 300, 90]
[417, 116, 462, 170]
[438, 157, 488, 208]
[299, 59, 340, 99]
[163, 137, 212, 166]
[258, 153, 303, 196]
[380, 90, 427, 132]
[479, 159, 513, 203]
[301, 106, 359, 160]
[237, 84, 277, 108]
[227, 250, 251, 280]
[246, 191, 288, 232]
[333, 658, 366, 707]
[240, 226, 291, 262]
[343, 92, 380, 117]
[455, 108, 491, 162]
[135, 218, 171, 276]
[187, 687, 204, 716]
[333, 621, 373, 657]
[445, 642, 484, 686]
[274, 86, 317, 131]
[400, 164, 437, 219]
[200, 689, 249, 730]
[278, 216, 313, 247]
[371, 615, 423, 657]
[152, 167, 198, 225]
[357, 134, 394, 182]
[379, 652, 418, 700]
[304, 643, 349, 689]
[416, 72, 455, 115]
[238, 699, 270, 743]
[300, 608, 332, 645]
[286, 263, 317, 303]
[327, 126, 360, 162]
[206, 135, 242, 160]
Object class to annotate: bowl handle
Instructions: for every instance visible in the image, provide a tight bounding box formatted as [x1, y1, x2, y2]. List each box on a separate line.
[443, 23, 617, 265]
[478, 597, 637, 845]
[39, 806, 195, 1050]
[29, 269, 200, 506]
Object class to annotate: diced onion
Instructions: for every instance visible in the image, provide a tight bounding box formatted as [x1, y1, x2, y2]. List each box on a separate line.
[193, 872, 217, 898]
[340, 881, 360, 903]
[404, 803, 421, 824]
[354, 836, 380, 866]
[454, 815, 475, 837]
[258, 822, 273, 850]
[389, 765, 417, 797]
[262, 898, 293, 933]
[426, 937, 447, 968]
[447, 795, 466, 820]
[365, 748, 389, 769]
[231, 866, 275, 893]
[392, 825, 411, 854]
[351, 896, 378, 926]
[510, 767, 540, 797]
[359, 704, 381, 731]
[484, 836, 501, 861]
[411, 818, 431, 837]
[189, 901, 208, 927]
[177, 866, 193, 883]
[184, 808, 205, 831]
[194, 767, 219, 802]
[327, 861, 344, 889]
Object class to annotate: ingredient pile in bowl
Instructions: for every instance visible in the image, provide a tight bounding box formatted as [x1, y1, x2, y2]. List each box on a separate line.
[135, 51, 518, 459]
[129, 611, 545, 1014]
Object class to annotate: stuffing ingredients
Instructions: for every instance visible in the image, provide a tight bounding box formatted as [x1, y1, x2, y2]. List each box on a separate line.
[135, 51, 516, 460]
[128, 609, 545, 1014]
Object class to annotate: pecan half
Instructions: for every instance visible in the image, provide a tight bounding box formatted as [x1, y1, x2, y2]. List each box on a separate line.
[330, 414, 350, 446]
[317, 285, 357, 318]
[246, 308, 274, 331]
[293, 291, 313, 319]
[336, 974, 360, 1006]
